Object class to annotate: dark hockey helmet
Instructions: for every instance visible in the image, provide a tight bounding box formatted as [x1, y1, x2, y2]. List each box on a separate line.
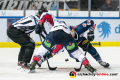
[38, 7, 48, 15]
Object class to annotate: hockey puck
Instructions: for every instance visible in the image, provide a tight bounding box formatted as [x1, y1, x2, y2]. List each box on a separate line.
[65, 58, 69, 62]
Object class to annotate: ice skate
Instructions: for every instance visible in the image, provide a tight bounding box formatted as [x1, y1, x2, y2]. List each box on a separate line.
[18, 62, 30, 72]
[17, 61, 23, 70]
[85, 64, 97, 74]
[28, 60, 37, 73]
[99, 61, 110, 68]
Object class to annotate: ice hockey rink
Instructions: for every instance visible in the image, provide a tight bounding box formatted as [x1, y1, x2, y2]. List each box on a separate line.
[0, 47, 120, 80]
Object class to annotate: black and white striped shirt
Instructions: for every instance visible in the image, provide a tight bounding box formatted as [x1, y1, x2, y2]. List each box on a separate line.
[12, 15, 39, 34]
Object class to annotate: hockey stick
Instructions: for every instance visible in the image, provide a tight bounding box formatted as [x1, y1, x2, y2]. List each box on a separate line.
[74, 41, 90, 72]
[34, 16, 56, 70]
[39, 34, 57, 70]
[45, 55, 57, 70]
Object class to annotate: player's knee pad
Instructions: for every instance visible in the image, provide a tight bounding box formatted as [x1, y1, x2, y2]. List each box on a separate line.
[70, 49, 86, 63]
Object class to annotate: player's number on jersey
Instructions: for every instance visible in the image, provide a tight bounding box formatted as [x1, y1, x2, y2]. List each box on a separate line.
[55, 20, 68, 29]
[57, 21, 67, 25]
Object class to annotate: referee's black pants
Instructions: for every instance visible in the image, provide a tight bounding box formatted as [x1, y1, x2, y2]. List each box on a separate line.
[7, 25, 35, 63]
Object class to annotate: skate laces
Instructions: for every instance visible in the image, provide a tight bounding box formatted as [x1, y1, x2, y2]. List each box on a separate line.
[85, 64, 96, 73]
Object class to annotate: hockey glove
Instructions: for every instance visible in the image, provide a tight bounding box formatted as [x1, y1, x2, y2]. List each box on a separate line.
[87, 31, 94, 41]
[43, 51, 54, 59]
[35, 23, 44, 34]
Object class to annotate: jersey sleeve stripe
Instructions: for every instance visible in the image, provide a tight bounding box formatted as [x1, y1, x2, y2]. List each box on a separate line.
[38, 20, 43, 23]
[40, 13, 54, 26]
[20, 20, 32, 24]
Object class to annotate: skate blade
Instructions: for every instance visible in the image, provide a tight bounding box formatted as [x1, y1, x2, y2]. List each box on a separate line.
[36, 67, 41, 69]
[105, 67, 111, 69]
[101, 65, 111, 69]
[28, 69, 35, 73]
[21, 68, 28, 72]
[17, 66, 22, 70]
[92, 70, 97, 76]
[105, 65, 111, 69]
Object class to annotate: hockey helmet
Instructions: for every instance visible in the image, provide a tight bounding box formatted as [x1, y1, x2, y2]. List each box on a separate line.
[38, 6, 48, 15]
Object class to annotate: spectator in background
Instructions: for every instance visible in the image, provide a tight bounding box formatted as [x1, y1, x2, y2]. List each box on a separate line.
[51, 2, 57, 10]
[101, 0, 116, 11]
[31, 0, 37, 10]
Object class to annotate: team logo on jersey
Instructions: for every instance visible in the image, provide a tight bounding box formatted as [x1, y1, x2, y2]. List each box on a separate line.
[47, 40, 49, 43]
[69, 42, 72, 45]
[44, 40, 51, 48]
[97, 21, 111, 39]
[82, 23, 86, 27]
[82, 40, 88, 45]
[71, 28, 75, 32]
[69, 71, 76, 78]
[67, 43, 75, 50]
[69, 26, 75, 32]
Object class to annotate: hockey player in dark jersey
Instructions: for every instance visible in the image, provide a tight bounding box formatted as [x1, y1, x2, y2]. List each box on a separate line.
[69, 20, 110, 68]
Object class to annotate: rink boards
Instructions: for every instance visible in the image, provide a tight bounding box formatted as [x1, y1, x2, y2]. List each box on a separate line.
[1, 11, 120, 48]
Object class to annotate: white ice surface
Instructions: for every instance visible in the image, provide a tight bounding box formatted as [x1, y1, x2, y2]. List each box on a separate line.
[0, 47, 120, 80]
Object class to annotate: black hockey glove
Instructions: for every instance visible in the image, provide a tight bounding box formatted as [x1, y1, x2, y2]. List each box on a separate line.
[35, 23, 44, 34]
[43, 51, 54, 59]
[87, 31, 94, 41]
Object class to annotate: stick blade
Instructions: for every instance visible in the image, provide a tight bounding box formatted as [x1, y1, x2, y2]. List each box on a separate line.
[74, 67, 81, 72]
[49, 67, 57, 70]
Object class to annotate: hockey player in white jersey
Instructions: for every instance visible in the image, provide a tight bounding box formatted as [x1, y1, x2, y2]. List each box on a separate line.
[7, 9, 48, 70]
[34, 7, 70, 60]
[35, 7, 57, 33]
[29, 20, 97, 74]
